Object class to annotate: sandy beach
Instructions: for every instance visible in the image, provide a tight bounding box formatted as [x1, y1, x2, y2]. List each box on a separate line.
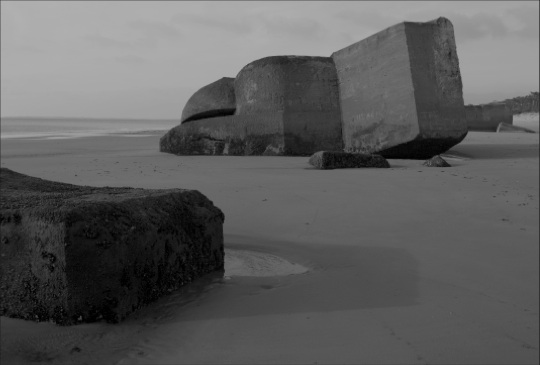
[1, 126, 538, 364]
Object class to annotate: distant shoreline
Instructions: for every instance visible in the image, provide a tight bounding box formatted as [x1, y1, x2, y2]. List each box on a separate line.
[0, 116, 179, 122]
[2, 111, 537, 121]
[0, 117, 178, 140]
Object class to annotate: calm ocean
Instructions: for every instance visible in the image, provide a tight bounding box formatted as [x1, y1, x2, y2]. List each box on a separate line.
[0, 117, 178, 139]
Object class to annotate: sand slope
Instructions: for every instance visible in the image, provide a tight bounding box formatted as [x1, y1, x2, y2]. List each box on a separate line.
[1, 131, 538, 364]
[513, 112, 539, 132]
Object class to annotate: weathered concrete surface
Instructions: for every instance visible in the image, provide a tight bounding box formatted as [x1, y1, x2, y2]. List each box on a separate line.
[165, 17, 469, 158]
[332, 17, 468, 159]
[161, 114, 285, 156]
[308, 151, 390, 169]
[496, 122, 536, 133]
[465, 102, 513, 132]
[0, 168, 224, 324]
[423, 155, 451, 167]
[181, 77, 236, 123]
[163, 56, 343, 156]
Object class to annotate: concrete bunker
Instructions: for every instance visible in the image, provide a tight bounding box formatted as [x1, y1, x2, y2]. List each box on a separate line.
[161, 56, 343, 156]
[161, 17, 468, 159]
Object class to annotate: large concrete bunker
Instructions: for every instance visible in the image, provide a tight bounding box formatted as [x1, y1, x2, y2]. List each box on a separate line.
[161, 56, 343, 156]
[161, 17, 468, 159]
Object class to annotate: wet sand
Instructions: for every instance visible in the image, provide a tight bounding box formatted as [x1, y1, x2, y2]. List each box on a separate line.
[1, 128, 538, 364]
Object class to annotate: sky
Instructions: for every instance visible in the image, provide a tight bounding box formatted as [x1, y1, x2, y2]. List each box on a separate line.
[1, 1, 539, 119]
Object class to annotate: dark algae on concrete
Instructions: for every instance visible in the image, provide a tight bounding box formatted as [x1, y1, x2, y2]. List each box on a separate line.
[0, 168, 224, 325]
[309, 151, 390, 169]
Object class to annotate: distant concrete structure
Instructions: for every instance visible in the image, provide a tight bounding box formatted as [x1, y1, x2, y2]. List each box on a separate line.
[465, 102, 513, 132]
[161, 17, 468, 159]
[0, 168, 224, 324]
[162, 56, 342, 155]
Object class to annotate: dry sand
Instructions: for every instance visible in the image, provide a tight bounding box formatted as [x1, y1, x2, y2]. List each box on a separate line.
[0, 129, 538, 364]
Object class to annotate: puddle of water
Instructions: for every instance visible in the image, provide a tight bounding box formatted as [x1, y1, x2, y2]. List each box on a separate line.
[224, 248, 309, 277]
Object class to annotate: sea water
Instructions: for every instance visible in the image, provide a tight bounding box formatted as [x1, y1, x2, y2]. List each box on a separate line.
[0, 117, 179, 140]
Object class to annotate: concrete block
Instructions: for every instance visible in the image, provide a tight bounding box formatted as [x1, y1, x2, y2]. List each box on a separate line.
[332, 17, 468, 159]
[308, 151, 390, 169]
[234, 56, 344, 155]
[161, 114, 285, 155]
[465, 102, 513, 131]
[0, 168, 224, 324]
[181, 77, 236, 123]
[423, 155, 451, 167]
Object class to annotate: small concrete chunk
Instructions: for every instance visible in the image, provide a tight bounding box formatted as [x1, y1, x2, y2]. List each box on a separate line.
[309, 151, 390, 169]
[423, 155, 451, 167]
[0, 168, 224, 325]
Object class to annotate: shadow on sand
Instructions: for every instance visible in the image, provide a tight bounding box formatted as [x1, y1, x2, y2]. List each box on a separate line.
[0, 237, 420, 364]
[134, 236, 420, 323]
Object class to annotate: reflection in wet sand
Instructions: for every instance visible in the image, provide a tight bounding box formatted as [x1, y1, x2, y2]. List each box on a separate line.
[225, 248, 309, 277]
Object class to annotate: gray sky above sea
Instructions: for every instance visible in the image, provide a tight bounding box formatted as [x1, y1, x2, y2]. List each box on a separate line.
[1, 1, 538, 119]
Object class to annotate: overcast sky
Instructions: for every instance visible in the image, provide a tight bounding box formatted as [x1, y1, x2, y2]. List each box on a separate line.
[1, 1, 539, 119]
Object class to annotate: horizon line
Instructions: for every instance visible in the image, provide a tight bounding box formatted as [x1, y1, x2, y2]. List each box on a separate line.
[0, 116, 180, 121]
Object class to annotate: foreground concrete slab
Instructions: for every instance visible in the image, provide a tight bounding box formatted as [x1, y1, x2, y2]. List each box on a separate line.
[332, 17, 468, 159]
[0, 168, 224, 325]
